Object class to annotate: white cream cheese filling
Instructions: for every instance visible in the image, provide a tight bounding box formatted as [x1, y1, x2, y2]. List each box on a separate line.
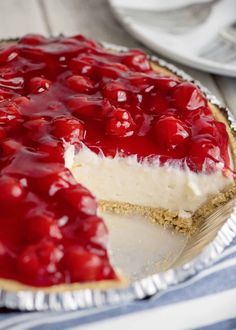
[65, 145, 234, 218]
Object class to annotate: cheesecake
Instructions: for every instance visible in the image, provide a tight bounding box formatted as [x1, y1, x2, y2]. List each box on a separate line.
[0, 34, 235, 291]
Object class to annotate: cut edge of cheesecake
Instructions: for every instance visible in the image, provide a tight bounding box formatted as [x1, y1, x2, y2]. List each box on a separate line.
[95, 63, 236, 235]
[71, 99, 236, 236]
[78, 62, 236, 236]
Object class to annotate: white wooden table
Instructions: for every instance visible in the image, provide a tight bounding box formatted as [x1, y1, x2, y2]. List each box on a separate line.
[0, 1, 235, 329]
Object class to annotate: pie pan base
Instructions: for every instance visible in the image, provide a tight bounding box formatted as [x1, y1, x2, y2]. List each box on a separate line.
[0, 42, 236, 311]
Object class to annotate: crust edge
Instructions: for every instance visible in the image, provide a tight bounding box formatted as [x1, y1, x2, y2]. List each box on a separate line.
[99, 184, 236, 235]
[0, 276, 127, 293]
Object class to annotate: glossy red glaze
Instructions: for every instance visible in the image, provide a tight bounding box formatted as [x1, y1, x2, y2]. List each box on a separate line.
[0, 34, 231, 287]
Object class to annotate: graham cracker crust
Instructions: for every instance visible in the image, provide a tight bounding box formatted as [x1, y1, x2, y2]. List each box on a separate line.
[0, 276, 127, 293]
[99, 184, 236, 235]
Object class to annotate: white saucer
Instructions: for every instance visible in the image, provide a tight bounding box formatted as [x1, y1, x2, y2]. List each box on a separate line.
[109, 0, 236, 77]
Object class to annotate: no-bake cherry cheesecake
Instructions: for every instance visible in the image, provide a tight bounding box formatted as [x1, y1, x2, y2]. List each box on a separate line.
[0, 34, 235, 291]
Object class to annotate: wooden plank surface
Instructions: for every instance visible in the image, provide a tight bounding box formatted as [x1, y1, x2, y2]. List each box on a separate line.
[0, 0, 48, 38]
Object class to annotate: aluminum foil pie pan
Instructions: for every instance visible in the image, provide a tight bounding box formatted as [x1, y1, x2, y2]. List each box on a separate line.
[0, 42, 236, 311]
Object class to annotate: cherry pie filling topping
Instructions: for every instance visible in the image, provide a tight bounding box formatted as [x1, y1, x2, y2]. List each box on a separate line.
[0, 34, 232, 287]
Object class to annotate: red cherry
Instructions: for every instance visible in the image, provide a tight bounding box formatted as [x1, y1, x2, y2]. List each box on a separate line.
[19, 34, 47, 45]
[19, 46, 50, 69]
[133, 110, 152, 136]
[0, 103, 21, 125]
[52, 117, 85, 143]
[77, 215, 108, 248]
[28, 77, 51, 94]
[194, 118, 215, 135]
[67, 75, 95, 93]
[0, 127, 6, 140]
[17, 240, 63, 279]
[0, 175, 25, 205]
[103, 82, 129, 104]
[0, 88, 16, 101]
[31, 169, 74, 196]
[36, 240, 63, 266]
[154, 116, 190, 150]
[24, 117, 49, 142]
[0, 73, 24, 91]
[97, 63, 129, 79]
[106, 108, 136, 137]
[37, 141, 64, 163]
[153, 76, 180, 91]
[13, 96, 30, 107]
[127, 73, 152, 92]
[17, 245, 41, 277]
[67, 95, 104, 119]
[1, 139, 22, 156]
[172, 82, 207, 112]
[69, 56, 95, 77]
[25, 117, 48, 129]
[64, 246, 103, 282]
[72, 34, 98, 48]
[144, 91, 168, 115]
[187, 137, 220, 172]
[0, 66, 18, 80]
[25, 215, 62, 243]
[194, 119, 228, 143]
[59, 185, 97, 217]
[213, 121, 229, 147]
[122, 50, 150, 72]
[0, 45, 18, 64]
[0, 240, 15, 272]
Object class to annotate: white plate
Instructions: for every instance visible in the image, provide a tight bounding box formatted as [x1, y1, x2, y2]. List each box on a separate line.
[109, 0, 236, 77]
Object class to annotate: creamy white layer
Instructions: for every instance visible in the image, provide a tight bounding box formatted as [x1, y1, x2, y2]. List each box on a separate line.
[65, 145, 234, 218]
